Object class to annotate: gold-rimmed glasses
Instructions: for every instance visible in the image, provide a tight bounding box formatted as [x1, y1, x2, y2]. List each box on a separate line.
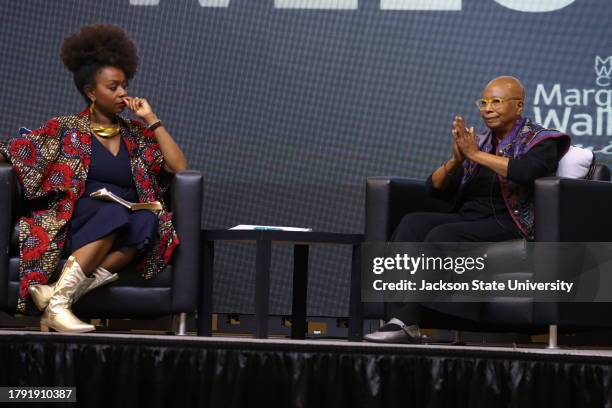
[475, 97, 522, 110]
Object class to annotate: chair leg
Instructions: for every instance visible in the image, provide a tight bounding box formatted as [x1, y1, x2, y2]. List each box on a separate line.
[453, 330, 465, 345]
[547, 324, 558, 349]
[175, 313, 187, 336]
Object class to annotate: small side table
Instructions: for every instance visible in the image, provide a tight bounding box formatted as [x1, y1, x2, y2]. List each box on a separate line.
[197, 230, 364, 340]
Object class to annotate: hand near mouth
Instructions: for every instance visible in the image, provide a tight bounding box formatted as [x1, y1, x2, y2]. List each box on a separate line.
[122, 96, 155, 122]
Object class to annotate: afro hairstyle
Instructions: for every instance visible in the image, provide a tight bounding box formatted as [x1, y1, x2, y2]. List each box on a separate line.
[61, 24, 139, 104]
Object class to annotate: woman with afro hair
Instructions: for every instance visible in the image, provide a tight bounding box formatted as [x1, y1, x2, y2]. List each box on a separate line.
[0, 24, 187, 333]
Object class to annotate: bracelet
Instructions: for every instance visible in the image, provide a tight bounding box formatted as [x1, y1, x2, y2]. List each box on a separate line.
[147, 120, 163, 132]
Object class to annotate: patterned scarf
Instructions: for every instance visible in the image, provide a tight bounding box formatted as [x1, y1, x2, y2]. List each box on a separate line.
[460, 118, 570, 239]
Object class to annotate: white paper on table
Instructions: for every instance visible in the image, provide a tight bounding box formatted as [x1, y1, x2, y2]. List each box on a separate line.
[229, 224, 312, 232]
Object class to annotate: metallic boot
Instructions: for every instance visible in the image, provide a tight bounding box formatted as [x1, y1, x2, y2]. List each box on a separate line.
[39, 256, 96, 333]
[28, 283, 55, 312]
[29, 266, 118, 311]
[72, 265, 118, 301]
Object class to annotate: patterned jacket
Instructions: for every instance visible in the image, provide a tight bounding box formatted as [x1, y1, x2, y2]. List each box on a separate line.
[460, 118, 571, 239]
[0, 108, 180, 313]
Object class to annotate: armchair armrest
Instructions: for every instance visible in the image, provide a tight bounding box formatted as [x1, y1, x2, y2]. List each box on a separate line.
[535, 177, 612, 242]
[364, 176, 451, 320]
[0, 163, 16, 309]
[169, 170, 203, 312]
[533, 177, 612, 326]
[365, 177, 451, 241]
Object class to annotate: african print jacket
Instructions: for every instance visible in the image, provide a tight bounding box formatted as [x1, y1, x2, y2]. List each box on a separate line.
[0, 108, 180, 313]
[461, 118, 571, 239]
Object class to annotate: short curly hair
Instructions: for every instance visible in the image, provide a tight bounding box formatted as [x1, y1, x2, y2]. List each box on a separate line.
[61, 24, 139, 104]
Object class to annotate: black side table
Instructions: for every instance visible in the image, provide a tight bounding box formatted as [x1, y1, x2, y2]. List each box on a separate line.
[197, 230, 364, 340]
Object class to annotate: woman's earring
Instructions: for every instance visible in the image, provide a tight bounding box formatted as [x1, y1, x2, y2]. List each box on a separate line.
[90, 100, 96, 114]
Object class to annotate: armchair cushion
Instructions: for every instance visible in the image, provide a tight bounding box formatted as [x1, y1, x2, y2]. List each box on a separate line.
[556, 145, 593, 179]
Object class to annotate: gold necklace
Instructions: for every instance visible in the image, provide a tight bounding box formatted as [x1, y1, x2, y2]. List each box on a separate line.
[91, 123, 120, 139]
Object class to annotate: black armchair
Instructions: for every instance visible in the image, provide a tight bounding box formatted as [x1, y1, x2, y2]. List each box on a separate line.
[0, 163, 202, 335]
[364, 162, 612, 346]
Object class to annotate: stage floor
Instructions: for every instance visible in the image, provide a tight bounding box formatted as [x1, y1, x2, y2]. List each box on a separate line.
[1, 330, 612, 407]
[3, 329, 612, 358]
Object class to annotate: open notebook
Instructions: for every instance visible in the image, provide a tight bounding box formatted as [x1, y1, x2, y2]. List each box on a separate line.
[90, 188, 162, 212]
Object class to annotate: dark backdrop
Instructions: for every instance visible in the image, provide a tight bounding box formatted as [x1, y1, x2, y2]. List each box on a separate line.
[1, 0, 611, 316]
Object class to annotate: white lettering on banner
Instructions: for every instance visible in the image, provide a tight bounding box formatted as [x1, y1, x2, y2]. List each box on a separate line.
[275, 0, 357, 9]
[129, 0, 159, 4]
[131, 0, 232, 5]
[533, 106, 612, 138]
[532, 107, 612, 140]
[533, 74, 612, 143]
[572, 113, 593, 137]
[199, 0, 231, 6]
[493, 0, 575, 12]
[533, 107, 571, 132]
[128, 0, 580, 11]
[380, 0, 461, 11]
[534, 84, 612, 107]
[130, 0, 358, 8]
[534, 83, 562, 105]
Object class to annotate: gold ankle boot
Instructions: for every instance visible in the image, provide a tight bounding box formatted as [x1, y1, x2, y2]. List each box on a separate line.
[40, 256, 95, 333]
[29, 266, 118, 311]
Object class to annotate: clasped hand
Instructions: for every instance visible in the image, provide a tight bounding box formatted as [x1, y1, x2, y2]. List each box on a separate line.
[451, 116, 478, 161]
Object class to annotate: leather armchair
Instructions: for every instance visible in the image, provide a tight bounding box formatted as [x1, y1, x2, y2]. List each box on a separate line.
[364, 162, 612, 345]
[0, 163, 202, 334]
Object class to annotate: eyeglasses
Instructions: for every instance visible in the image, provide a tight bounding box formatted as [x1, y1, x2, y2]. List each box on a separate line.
[475, 97, 522, 110]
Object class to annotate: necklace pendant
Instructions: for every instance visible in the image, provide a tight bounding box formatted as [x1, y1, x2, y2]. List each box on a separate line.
[91, 124, 120, 139]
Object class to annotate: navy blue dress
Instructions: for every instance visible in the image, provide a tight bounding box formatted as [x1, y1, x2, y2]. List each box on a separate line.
[67, 135, 158, 254]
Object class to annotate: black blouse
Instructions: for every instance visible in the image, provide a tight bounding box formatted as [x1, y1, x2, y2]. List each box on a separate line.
[426, 138, 561, 218]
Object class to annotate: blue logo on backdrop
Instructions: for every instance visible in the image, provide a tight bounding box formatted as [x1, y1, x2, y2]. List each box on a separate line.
[596, 56, 612, 87]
